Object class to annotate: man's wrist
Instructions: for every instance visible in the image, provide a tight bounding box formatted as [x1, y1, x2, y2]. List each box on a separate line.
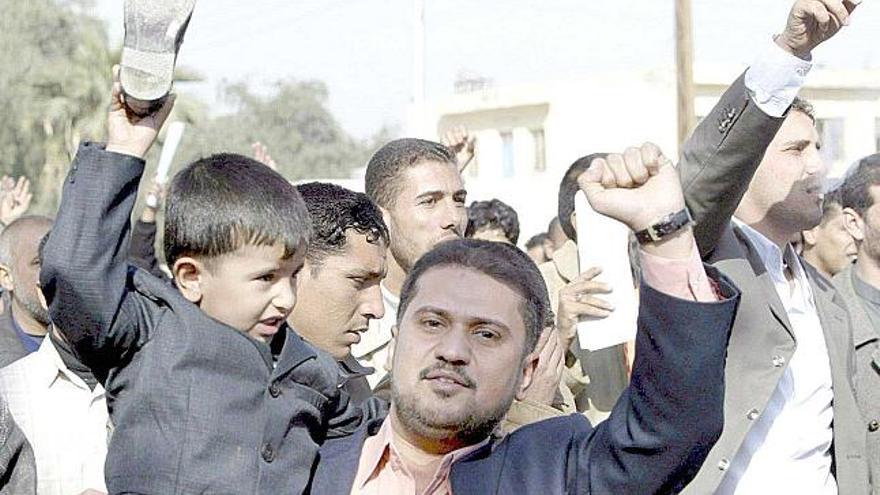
[639, 226, 695, 261]
[774, 33, 812, 61]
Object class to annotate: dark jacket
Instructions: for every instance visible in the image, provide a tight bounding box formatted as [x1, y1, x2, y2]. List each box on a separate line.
[0, 304, 27, 369]
[678, 74, 869, 493]
[128, 219, 167, 280]
[313, 273, 740, 494]
[41, 143, 363, 494]
[0, 393, 35, 495]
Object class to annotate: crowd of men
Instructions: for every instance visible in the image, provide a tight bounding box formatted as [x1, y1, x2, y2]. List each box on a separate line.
[0, 0, 877, 494]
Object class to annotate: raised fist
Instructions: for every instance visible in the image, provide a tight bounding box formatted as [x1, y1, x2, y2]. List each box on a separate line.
[776, 0, 860, 59]
[577, 143, 684, 233]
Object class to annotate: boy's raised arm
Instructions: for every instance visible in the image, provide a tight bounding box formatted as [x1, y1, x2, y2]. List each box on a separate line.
[40, 67, 175, 369]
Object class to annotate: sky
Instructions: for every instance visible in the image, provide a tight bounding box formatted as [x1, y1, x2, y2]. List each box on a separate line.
[91, 0, 880, 140]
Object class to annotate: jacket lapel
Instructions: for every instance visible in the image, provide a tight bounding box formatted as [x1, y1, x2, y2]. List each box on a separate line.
[273, 326, 317, 379]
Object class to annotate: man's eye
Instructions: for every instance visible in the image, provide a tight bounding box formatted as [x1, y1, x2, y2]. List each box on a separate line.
[422, 318, 443, 330]
[474, 329, 499, 341]
[256, 274, 275, 282]
[420, 198, 437, 206]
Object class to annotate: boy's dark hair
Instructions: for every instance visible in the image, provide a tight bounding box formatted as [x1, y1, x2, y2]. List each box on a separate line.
[365, 138, 457, 208]
[164, 153, 312, 266]
[465, 199, 521, 244]
[525, 233, 549, 250]
[840, 153, 880, 217]
[397, 239, 552, 356]
[295, 182, 390, 271]
[558, 153, 608, 242]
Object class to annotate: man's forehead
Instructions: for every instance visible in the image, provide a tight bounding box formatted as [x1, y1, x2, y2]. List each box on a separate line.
[398, 160, 463, 195]
[333, 231, 387, 273]
[777, 110, 819, 141]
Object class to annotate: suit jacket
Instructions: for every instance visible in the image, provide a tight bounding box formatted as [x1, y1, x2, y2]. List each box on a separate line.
[40, 143, 363, 494]
[678, 74, 869, 494]
[0, 304, 27, 369]
[0, 393, 36, 495]
[313, 272, 740, 494]
[834, 265, 880, 491]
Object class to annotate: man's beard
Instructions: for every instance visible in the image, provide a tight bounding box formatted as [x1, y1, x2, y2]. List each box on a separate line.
[14, 290, 50, 327]
[390, 367, 517, 447]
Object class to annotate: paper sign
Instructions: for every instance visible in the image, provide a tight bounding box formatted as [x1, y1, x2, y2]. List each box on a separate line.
[574, 190, 638, 351]
[156, 121, 185, 183]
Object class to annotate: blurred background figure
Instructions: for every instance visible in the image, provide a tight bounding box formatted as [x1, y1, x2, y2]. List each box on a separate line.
[801, 187, 857, 278]
[465, 198, 520, 245]
[525, 232, 553, 264]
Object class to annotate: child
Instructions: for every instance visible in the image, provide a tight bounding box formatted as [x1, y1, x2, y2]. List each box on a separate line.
[40, 68, 361, 494]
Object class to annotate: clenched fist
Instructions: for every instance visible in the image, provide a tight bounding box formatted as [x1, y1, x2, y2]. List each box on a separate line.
[776, 0, 860, 59]
[577, 143, 684, 233]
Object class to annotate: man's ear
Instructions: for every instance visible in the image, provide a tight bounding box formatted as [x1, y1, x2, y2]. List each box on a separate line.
[172, 257, 208, 304]
[385, 325, 399, 373]
[515, 327, 548, 401]
[802, 227, 819, 248]
[843, 207, 865, 243]
[0, 263, 14, 292]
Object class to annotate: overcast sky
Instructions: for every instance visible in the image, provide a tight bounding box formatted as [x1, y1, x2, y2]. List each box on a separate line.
[92, 0, 880, 139]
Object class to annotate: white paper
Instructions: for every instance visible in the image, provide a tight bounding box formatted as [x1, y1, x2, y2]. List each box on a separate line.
[156, 121, 185, 183]
[574, 190, 638, 351]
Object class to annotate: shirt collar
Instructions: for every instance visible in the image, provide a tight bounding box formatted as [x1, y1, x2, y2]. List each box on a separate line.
[354, 416, 491, 491]
[34, 337, 103, 394]
[339, 353, 374, 380]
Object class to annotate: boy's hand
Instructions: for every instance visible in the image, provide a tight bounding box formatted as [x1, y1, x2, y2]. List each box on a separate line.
[106, 65, 176, 159]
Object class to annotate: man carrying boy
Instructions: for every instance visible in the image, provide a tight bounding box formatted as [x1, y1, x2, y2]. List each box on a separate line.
[40, 68, 361, 494]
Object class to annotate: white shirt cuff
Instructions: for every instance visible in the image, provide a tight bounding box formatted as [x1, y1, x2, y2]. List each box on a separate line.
[744, 38, 812, 118]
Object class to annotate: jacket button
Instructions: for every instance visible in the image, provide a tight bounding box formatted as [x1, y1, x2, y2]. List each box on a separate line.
[746, 408, 760, 421]
[771, 355, 786, 367]
[261, 444, 275, 463]
[269, 382, 281, 398]
[718, 458, 730, 471]
[869, 420, 879, 433]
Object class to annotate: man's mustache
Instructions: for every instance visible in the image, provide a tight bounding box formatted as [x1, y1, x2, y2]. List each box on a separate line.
[418, 362, 476, 389]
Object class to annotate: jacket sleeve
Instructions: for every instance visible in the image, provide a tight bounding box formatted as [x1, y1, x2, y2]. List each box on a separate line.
[572, 266, 739, 494]
[129, 219, 166, 279]
[678, 73, 785, 257]
[40, 142, 151, 372]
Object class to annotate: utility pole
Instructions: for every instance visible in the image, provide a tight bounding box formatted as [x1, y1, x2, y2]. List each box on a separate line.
[675, 0, 696, 149]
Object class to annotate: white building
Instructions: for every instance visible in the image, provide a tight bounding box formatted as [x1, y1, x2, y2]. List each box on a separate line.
[414, 67, 880, 243]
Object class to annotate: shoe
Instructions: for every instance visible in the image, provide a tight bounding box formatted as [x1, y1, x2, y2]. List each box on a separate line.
[120, 0, 196, 115]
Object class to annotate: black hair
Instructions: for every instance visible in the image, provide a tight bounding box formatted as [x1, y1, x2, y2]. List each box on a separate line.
[465, 199, 521, 244]
[558, 153, 608, 242]
[840, 153, 880, 218]
[164, 153, 312, 266]
[525, 233, 549, 250]
[365, 138, 457, 208]
[397, 239, 552, 355]
[295, 182, 390, 270]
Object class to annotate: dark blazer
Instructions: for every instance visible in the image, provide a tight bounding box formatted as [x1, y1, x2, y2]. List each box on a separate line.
[0, 393, 35, 495]
[0, 304, 27, 369]
[40, 143, 363, 494]
[128, 219, 167, 280]
[313, 273, 740, 494]
[678, 74, 869, 494]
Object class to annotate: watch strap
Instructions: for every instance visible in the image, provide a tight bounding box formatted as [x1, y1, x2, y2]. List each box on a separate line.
[634, 208, 693, 244]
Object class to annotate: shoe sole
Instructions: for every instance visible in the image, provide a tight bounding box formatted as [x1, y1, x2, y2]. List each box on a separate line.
[121, 0, 196, 102]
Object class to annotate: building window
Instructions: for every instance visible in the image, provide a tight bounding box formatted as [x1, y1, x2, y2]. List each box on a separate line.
[501, 131, 514, 178]
[816, 118, 844, 163]
[532, 128, 546, 172]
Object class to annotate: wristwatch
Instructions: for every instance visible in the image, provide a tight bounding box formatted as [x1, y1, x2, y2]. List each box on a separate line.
[634, 208, 693, 244]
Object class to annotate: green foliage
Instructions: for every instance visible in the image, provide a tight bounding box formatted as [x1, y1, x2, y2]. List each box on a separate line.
[173, 80, 377, 182]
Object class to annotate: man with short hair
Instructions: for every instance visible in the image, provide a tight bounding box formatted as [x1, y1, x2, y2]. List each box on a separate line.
[0, 216, 53, 368]
[802, 187, 856, 278]
[465, 199, 520, 245]
[678, 1, 868, 492]
[312, 143, 739, 494]
[832, 153, 880, 486]
[290, 182, 389, 404]
[0, 233, 109, 495]
[524, 233, 552, 265]
[356, 138, 467, 385]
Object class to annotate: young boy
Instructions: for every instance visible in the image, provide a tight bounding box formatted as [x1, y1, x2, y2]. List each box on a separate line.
[39, 68, 361, 494]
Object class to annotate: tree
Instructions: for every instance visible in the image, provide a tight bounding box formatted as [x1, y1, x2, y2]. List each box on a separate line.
[174, 80, 377, 182]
